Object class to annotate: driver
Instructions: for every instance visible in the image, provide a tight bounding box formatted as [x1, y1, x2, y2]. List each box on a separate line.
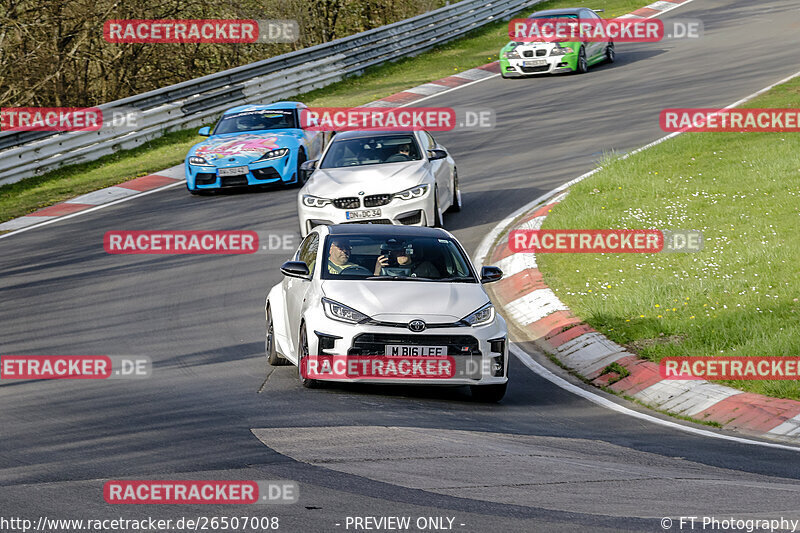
[327, 238, 371, 275]
[373, 240, 439, 278]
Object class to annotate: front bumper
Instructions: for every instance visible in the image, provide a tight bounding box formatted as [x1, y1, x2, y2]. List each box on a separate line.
[501, 54, 577, 76]
[298, 192, 433, 236]
[305, 310, 509, 386]
[185, 154, 297, 190]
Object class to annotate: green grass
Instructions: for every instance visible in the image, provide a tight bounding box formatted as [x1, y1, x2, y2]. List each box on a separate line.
[0, 0, 643, 223]
[538, 76, 800, 400]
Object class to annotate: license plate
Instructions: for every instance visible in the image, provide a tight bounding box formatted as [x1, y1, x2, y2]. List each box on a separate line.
[385, 345, 446, 356]
[523, 60, 547, 67]
[218, 166, 249, 177]
[346, 208, 381, 220]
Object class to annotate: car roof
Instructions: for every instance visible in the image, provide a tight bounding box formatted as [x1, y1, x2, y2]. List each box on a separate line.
[325, 224, 449, 239]
[223, 101, 306, 115]
[529, 8, 584, 17]
[330, 130, 418, 141]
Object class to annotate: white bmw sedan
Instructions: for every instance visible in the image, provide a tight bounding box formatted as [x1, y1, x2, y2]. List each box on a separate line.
[296, 130, 461, 237]
[265, 225, 508, 401]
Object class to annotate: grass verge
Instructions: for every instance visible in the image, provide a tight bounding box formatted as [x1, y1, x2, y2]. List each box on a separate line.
[1, 0, 644, 224]
[538, 75, 800, 400]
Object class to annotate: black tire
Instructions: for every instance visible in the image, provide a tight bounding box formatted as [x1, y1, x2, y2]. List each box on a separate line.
[470, 382, 507, 402]
[446, 169, 461, 213]
[265, 306, 288, 366]
[293, 149, 308, 188]
[576, 47, 588, 74]
[605, 42, 615, 64]
[298, 324, 320, 388]
[432, 188, 444, 228]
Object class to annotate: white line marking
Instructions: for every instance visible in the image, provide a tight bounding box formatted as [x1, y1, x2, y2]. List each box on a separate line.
[510, 344, 800, 452]
[0, 180, 185, 240]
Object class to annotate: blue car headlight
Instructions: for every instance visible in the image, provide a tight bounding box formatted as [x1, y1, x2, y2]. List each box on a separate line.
[189, 156, 212, 166]
[255, 148, 290, 162]
[461, 303, 495, 327]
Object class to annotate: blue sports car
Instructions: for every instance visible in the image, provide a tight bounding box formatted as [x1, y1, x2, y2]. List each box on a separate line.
[185, 101, 325, 194]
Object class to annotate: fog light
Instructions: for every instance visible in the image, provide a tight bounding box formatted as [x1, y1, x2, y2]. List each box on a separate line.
[491, 355, 505, 377]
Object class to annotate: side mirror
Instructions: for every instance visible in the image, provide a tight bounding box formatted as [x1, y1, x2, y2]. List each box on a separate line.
[280, 261, 310, 279]
[480, 266, 503, 284]
[198, 126, 211, 136]
[427, 149, 448, 161]
[299, 159, 318, 182]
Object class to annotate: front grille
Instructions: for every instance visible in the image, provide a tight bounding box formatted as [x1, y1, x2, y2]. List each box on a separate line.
[333, 197, 360, 209]
[220, 175, 249, 187]
[522, 50, 533, 58]
[252, 167, 280, 180]
[521, 65, 549, 73]
[536, 49, 547, 57]
[342, 219, 392, 225]
[195, 173, 216, 185]
[349, 333, 480, 356]
[363, 194, 391, 207]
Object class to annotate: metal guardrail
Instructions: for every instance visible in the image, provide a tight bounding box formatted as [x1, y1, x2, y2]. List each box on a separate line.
[0, 0, 541, 186]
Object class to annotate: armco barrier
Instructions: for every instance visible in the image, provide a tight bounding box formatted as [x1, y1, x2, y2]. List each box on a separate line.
[0, 0, 541, 186]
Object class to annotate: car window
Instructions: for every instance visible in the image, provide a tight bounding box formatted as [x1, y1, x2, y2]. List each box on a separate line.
[320, 234, 476, 282]
[319, 135, 422, 168]
[214, 109, 297, 134]
[296, 233, 319, 275]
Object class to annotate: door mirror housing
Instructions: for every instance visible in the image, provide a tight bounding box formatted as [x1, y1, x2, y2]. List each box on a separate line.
[427, 149, 448, 161]
[480, 266, 503, 284]
[198, 126, 211, 136]
[281, 261, 310, 279]
[299, 159, 318, 182]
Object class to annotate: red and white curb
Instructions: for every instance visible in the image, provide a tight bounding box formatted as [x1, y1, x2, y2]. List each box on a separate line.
[478, 68, 800, 445]
[0, 165, 184, 233]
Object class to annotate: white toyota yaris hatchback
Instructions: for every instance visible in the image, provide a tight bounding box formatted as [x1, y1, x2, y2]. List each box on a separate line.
[265, 224, 509, 401]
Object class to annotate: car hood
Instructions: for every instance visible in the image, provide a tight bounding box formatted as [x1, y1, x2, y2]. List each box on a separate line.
[303, 161, 428, 197]
[321, 279, 488, 323]
[189, 131, 301, 166]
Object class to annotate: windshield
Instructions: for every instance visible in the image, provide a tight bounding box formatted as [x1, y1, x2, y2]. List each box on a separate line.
[321, 234, 476, 282]
[214, 109, 297, 134]
[532, 13, 578, 20]
[319, 134, 422, 169]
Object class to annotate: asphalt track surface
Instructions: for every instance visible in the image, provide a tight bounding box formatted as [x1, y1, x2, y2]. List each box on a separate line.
[2, 1, 800, 531]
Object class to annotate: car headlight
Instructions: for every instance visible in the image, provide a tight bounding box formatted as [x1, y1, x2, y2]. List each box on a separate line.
[302, 194, 331, 208]
[394, 184, 429, 201]
[503, 49, 521, 59]
[189, 156, 212, 166]
[255, 148, 289, 162]
[322, 298, 370, 324]
[461, 303, 495, 327]
[550, 46, 573, 56]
